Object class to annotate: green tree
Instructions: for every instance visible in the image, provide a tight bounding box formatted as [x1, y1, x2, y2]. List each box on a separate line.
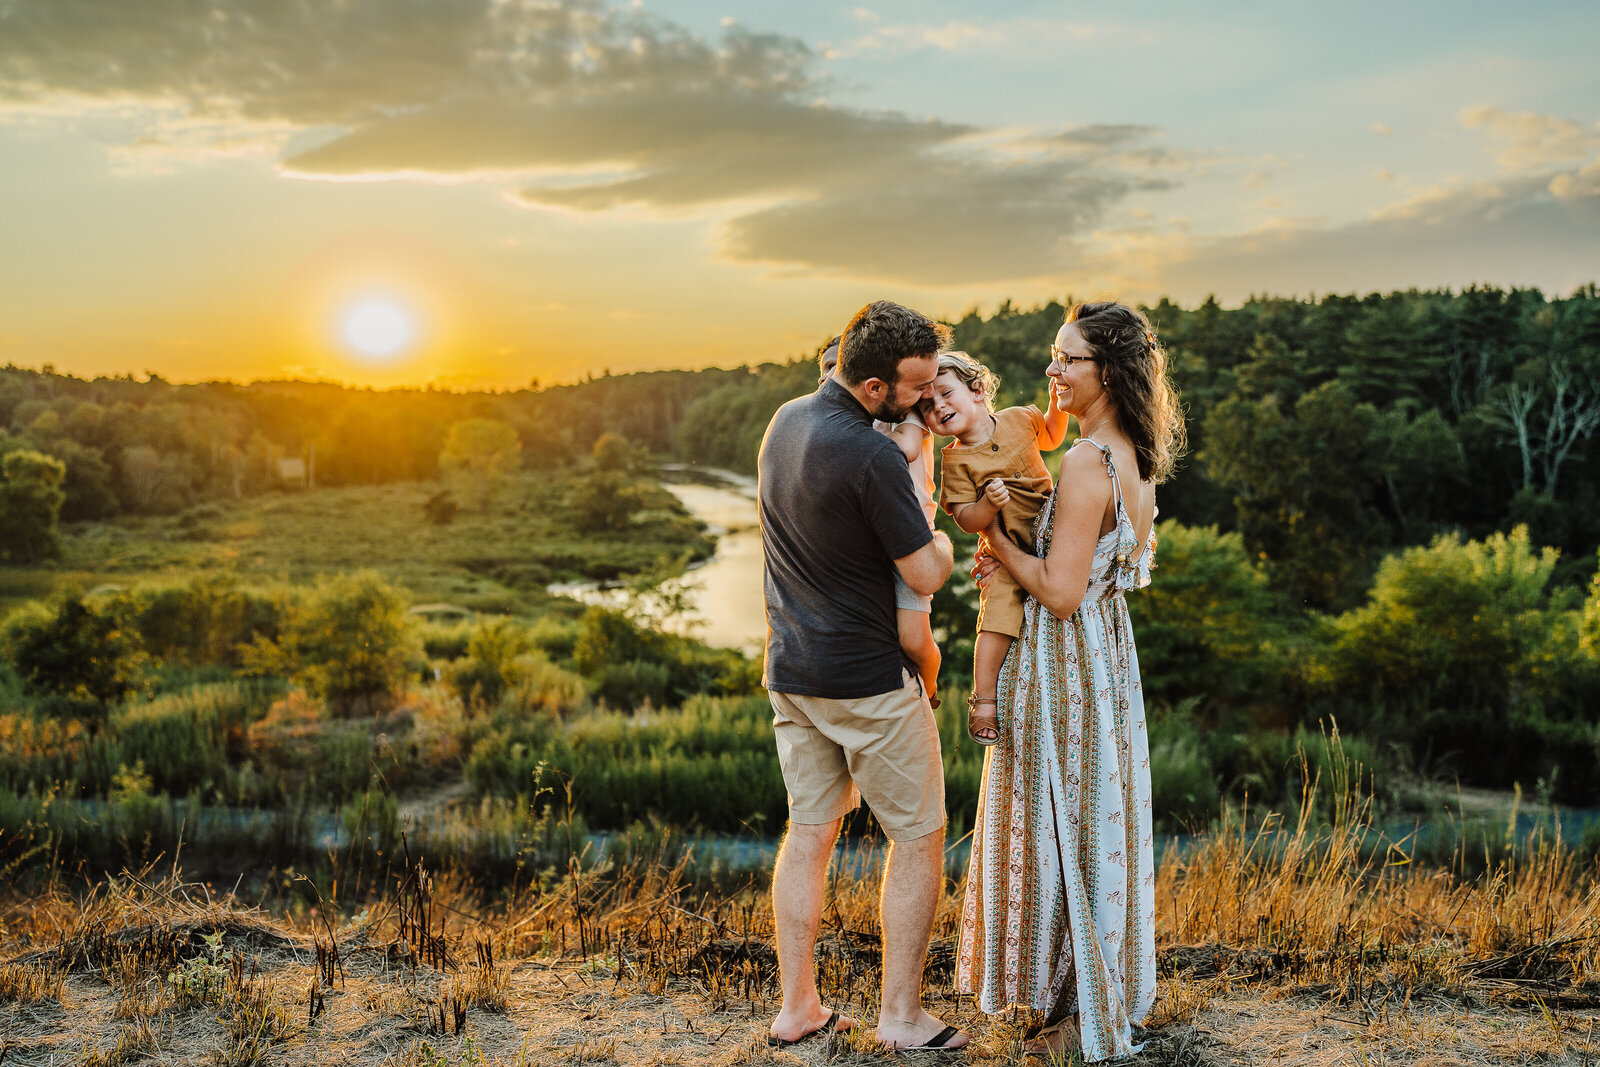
[0, 449, 67, 563]
[440, 418, 522, 512]
[1204, 381, 1391, 609]
[1320, 527, 1560, 712]
[242, 571, 416, 715]
[591, 431, 641, 472]
[1310, 526, 1595, 792]
[571, 470, 648, 532]
[1, 594, 145, 710]
[1125, 521, 1290, 716]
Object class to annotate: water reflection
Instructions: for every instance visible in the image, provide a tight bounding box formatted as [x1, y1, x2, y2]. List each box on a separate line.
[550, 468, 768, 654]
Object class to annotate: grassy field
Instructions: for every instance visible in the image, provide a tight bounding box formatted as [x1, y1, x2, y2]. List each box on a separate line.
[3, 770, 1597, 1066]
[0, 471, 712, 619]
[5, 469, 1600, 1063]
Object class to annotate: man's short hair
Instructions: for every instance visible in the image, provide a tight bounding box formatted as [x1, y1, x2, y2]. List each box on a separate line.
[837, 301, 951, 387]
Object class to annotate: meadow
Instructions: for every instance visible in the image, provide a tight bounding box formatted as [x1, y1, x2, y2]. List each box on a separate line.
[3, 747, 1598, 1065]
[4, 469, 1600, 1063]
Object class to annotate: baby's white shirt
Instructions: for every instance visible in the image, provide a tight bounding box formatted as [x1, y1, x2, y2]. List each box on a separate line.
[874, 409, 937, 529]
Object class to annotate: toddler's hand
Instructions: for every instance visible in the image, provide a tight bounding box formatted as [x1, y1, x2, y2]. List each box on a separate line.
[984, 478, 1010, 509]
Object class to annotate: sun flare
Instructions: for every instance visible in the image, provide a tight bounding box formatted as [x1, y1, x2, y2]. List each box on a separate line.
[342, 299, 413, 359]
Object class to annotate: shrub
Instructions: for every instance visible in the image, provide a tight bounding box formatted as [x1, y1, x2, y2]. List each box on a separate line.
[0, 449, 66, 563]
[423, 489, 459, 525]
[102, 682, 276, 799]
[571, 470, 648, 532]
[465, 695, 787, 833]
[448, 619, 534, 709]
[572, 607, 758, 709]
[1, 595, 145, 711]
[527, 615, 579, 662]
[419, 620, 472, 661]
[591, 660, 669, 709]
[129, 576, 283, 667]
[241, 571, 417, 715]
[1127, 521, 1293, 718]
[1148, 711, 1218, 828]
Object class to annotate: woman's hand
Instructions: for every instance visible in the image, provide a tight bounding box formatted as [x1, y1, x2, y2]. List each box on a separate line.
[972, 523, 1008, 588]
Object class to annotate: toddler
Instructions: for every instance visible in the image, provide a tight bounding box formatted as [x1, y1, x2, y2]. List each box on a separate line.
[923, 351, 1068, 744]
[817, 337, 941, 705]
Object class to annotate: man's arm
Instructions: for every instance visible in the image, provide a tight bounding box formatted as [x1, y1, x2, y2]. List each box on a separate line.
[895, 530, 954, 597]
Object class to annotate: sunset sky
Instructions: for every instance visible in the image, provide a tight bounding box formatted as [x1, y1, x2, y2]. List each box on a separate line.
[2, 0, 1597, 388]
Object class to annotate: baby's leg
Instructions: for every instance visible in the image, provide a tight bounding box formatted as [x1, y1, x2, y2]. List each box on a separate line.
[969, 569, 1025, 745]
[968, 631, 1013, 744]
[897, 608, 941, 707]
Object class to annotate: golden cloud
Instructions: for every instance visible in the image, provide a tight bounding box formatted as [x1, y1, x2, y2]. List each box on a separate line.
[0, 0, 1180, 286]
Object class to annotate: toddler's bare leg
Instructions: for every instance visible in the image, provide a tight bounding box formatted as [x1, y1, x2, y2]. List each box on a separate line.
[968, 630, 1013, 744]
[896, 609, 940, 706]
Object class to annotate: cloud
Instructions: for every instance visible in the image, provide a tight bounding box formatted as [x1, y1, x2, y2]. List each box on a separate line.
[1460, 106, 1600, 171]
[834, 14, 1097, 58]
[0, 0, 1180, 286]
[726, 163, 1156, 285]
[1152, 159, 1600, 299]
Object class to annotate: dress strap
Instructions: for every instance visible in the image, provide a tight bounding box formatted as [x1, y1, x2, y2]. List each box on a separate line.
[1073, 437, 1128, 520]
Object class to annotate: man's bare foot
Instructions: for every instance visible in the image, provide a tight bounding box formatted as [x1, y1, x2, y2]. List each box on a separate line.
[1023, 1018, 1081, 1059]
[877, 1010, 970, 1050]
[768, 1008, 853, 1047]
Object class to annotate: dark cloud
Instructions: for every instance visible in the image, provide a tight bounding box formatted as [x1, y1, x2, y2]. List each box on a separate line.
[728, 165, 1159, 285]
[1050, 124, 1157, 149]
[0, 0, 1177, 284]
[1157, 169, 1600, 298]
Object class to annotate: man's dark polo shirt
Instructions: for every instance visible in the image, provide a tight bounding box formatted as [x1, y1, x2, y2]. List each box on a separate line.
[758, 377, 934, 698]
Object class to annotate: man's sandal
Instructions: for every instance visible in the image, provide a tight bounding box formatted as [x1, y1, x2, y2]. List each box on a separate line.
[967, 696, 1000, 746]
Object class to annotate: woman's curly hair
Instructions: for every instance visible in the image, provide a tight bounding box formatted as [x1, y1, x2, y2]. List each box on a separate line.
[1065, 301, 1187, 483]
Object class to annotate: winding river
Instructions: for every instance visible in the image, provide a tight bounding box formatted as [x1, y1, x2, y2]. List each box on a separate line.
[551, 467, 768, 654]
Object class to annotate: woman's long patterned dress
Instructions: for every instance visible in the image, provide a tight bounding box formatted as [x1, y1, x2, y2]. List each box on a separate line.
[956, 439, 1157, 1063]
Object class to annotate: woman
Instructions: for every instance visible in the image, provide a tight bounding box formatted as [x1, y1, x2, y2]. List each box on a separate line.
[955, 301, 1185, 1061]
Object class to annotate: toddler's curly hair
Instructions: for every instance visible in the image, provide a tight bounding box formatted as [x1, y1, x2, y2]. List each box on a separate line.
[932, 351, 1000, 412]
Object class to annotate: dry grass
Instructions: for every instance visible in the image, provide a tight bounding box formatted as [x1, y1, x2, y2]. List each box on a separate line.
[0, 959, 66, 1004]
[3, 748, 1599, 1065]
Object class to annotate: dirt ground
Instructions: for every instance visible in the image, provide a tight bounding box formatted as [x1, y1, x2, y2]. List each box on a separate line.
[6, 921, 1599, 1067]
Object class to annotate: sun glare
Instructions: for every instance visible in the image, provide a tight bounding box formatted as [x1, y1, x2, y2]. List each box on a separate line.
[343, 299, 413, 359]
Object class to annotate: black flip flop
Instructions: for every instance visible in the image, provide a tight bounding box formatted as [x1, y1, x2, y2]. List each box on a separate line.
[896, 1025, 964, 1051]
[767, 1010, 844, 1048]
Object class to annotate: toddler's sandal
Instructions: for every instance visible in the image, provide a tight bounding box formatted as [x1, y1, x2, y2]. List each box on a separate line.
[967, 696, 1000, 747]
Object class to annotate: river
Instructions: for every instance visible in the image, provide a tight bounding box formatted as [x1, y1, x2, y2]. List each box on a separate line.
[549, 466, 768, 654]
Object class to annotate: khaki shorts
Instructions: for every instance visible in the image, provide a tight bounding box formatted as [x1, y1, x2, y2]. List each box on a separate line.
[977, 568, 1026, 638]
[770, 671, 946, 842]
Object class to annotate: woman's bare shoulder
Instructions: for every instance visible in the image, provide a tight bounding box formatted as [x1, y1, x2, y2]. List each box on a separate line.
[1060, 439, 1111, 482]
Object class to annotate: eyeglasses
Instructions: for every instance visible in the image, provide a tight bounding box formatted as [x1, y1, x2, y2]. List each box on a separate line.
[1049, 344, 1097, 365]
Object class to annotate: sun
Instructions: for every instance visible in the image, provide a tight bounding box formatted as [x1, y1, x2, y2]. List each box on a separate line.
[342, 299, 414, 359]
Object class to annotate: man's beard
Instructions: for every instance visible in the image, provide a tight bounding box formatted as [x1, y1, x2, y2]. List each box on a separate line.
[873, 388, 911, 423]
